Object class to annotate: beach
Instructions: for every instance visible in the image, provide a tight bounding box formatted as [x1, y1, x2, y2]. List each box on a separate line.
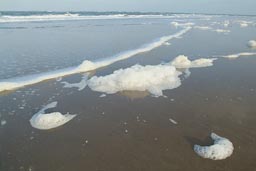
[1, 12, 256, 171]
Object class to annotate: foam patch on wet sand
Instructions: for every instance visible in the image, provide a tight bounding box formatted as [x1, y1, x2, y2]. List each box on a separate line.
[171, 55, 217, 68]
[222, 52, 256, 59]
[30, 101, 76, 130]
[87, 64, 182, 97]
[61, 75, 88, 91]
[194, 133, 234, 160]
[0, 27, 191, 92]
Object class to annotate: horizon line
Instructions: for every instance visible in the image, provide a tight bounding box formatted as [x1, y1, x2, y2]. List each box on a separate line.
[0, 10, 256, 17]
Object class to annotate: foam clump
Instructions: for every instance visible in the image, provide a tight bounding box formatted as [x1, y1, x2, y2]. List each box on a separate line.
[61, 75, 88, 91]
[30, 101, 76, 130]
[194, 133, 234, 160]
[222, 52, 256, 59]
[171, 55, 217, 68]
[87, 64, 182, 97]
[247, 40, 256, 48]
[76, 60, 98, 72]
[170, 22, 194, 28]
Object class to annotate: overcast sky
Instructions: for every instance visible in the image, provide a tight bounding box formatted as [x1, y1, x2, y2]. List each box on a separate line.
[0, 0, 255, 15]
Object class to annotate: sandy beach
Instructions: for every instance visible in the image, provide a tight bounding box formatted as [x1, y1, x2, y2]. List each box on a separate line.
[1, 12, 256, 171]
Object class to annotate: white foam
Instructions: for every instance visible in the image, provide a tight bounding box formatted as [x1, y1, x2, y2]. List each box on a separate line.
[0, 27, 191, 93]
[213, 29, 230, 34]
[1, 120, 7, 126]
[99, 94, 106, 97]
[169, 118, 178, 124]
[170, 22, 195, 28]
[184, 69, 191, 78]
[247, 40, 256, 48]
[61, 75, 88, 91]
[240, 23, 248, 27]
[87, 64, 182, 97]
[171, 55, 217, 68]
[193, 26, 212, 30]
[236, 20, 253, 28]
[223, 21, 230, 27]
[222, 52, 256, 59]
[30, 101, 76, 130]
[164, 42, 171, 46]
[194, 133, 234, 160]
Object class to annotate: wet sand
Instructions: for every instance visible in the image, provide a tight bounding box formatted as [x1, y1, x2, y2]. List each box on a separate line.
[1, 55, 256, 171]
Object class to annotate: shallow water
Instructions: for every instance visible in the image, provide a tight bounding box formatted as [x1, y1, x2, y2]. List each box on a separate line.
[1, 13, 256, 171]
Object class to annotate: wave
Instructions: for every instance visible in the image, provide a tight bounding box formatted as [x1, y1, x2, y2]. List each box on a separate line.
[0, 13, 175, 23]
[0, 27, 191, 92]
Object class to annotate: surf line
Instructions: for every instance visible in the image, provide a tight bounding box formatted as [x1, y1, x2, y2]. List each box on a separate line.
[0, 27, 191, 92]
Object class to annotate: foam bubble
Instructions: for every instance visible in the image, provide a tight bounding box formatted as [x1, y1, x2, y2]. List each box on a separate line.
[88, 64, 182, 97]
[30, 101, 76, 130]
[0, 27, 191, 93]
[247, 40, 256, 48]
[222, 52, 256, 59]
[194, 133, 234, 160]
[171, 55, 217, 68]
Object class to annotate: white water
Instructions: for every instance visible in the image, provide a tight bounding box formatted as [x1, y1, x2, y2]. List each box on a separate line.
[0, 27, 191, 92]
[0, 14, 179, 23]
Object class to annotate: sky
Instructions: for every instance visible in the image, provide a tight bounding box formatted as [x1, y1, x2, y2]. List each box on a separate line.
[0, 0, 256, 15]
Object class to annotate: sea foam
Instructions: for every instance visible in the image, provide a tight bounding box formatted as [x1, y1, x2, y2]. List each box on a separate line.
[222, 52, 256, 59]
[213, 29, 230, 34]
[87, 64, 182, 97]
[30, 101, 76, 130]
[193, 26, 212, 30]
[171, 55, 217, 68]
[0, 27, 191, 92]
[170, 22, 195, 28]
[61, 75, 88, 91]
[194, 133, 234, 160]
